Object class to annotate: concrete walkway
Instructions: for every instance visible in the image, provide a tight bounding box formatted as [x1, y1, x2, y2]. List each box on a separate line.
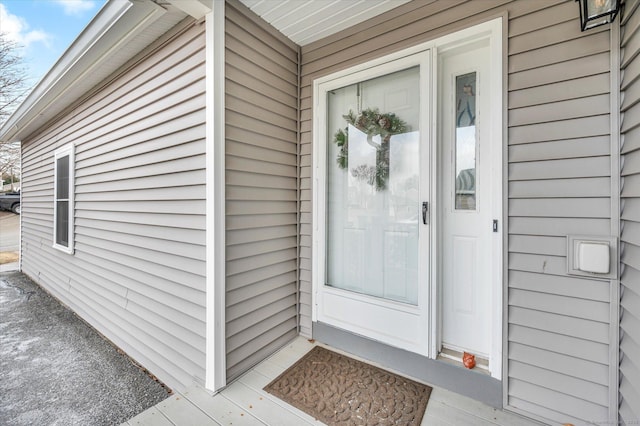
[0, 261, 19, 272]
[0, 272, 171, 426]
[0, 210, 19, 272]
[0, 211, 19, 253]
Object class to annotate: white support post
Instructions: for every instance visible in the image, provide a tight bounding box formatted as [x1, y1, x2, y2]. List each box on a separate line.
[205, 0, 226, 392]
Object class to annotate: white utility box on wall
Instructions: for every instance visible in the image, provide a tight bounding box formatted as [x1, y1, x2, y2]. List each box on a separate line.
[576, 241, 610, 274]
[567, 235, 617, 279]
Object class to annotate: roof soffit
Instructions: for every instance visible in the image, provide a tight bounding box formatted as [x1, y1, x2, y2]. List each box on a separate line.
[238, 0, 412, 45]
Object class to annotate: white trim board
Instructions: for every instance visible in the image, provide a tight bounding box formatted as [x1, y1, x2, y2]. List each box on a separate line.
[608, 18, 621, 426]
[205, 0, 226, 392]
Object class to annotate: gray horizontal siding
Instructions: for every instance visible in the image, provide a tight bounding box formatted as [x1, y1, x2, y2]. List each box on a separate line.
[19, 20, 207, 392]
[298, 0, 613, 423]
[507, 2, 613, 423]
[620, 0, 640, 423]
[224, 0, 299, 382]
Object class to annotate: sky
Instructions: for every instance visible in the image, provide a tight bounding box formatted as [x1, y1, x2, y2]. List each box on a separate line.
[0, 0, 106, 87]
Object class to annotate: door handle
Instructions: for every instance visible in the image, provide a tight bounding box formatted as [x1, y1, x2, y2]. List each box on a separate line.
[422, 201, 429, 225]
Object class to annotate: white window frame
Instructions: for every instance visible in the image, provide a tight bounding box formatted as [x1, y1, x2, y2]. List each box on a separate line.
[53, 143, 75, 254]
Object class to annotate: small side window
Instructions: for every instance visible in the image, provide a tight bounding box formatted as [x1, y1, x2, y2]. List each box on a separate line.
[53, 144, 74, 253]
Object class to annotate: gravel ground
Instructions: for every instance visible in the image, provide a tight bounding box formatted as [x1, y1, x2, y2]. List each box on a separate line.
[0, 272, 170, 426]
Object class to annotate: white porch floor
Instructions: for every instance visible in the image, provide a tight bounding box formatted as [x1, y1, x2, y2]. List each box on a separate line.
[122, 337, 542, 426]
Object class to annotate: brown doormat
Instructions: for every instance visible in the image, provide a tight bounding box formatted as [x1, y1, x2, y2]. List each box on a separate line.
[264, 346, 432, 425]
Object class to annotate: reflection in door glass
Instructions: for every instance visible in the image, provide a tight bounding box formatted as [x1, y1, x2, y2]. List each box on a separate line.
[455, 72, 476, 210]
[326, 67, 420, 305]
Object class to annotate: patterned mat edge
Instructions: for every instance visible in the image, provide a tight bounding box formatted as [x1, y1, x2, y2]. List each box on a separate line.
[263, 345, 432, 425]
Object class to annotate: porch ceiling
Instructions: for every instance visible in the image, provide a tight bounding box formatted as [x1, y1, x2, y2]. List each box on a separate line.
[238, 0, 412, 46]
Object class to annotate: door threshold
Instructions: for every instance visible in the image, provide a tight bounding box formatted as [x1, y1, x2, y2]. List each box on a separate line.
[437, 347, 489, 375]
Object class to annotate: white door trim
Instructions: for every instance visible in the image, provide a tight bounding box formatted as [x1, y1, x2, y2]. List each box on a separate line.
[312, 17, 503, 377]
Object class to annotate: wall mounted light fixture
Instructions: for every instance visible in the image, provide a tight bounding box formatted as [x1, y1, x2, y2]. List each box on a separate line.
[576, 0, 621, 31]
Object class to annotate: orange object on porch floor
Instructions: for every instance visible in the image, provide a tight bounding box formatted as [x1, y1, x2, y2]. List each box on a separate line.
[463, 352, 476, 369]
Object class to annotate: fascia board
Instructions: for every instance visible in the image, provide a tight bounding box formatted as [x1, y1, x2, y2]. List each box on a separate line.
[0, 0, 166, 143]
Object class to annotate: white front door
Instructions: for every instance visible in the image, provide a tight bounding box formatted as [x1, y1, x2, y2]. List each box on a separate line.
[312, 19, 502, 370]
[315, 53, 431, 355]
[438, 40, 500, 361]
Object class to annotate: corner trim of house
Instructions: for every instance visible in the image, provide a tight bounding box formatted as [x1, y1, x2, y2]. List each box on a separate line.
[18, 143, 23, 272]
[609, 17, 621, 424]
[296, 43, 302, 334]
[205, 0, 226, 392]
[500, 8, 510, 412]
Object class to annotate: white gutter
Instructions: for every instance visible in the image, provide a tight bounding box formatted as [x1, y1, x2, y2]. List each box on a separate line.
[0, 0, 167, 143]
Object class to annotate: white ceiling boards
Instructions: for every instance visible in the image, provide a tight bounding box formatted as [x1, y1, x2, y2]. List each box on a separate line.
[238, 0, 412, 45]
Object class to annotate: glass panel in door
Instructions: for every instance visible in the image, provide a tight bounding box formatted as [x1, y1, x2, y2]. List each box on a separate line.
[454, 72, 477, 211]
[326, 67, 421, 304]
